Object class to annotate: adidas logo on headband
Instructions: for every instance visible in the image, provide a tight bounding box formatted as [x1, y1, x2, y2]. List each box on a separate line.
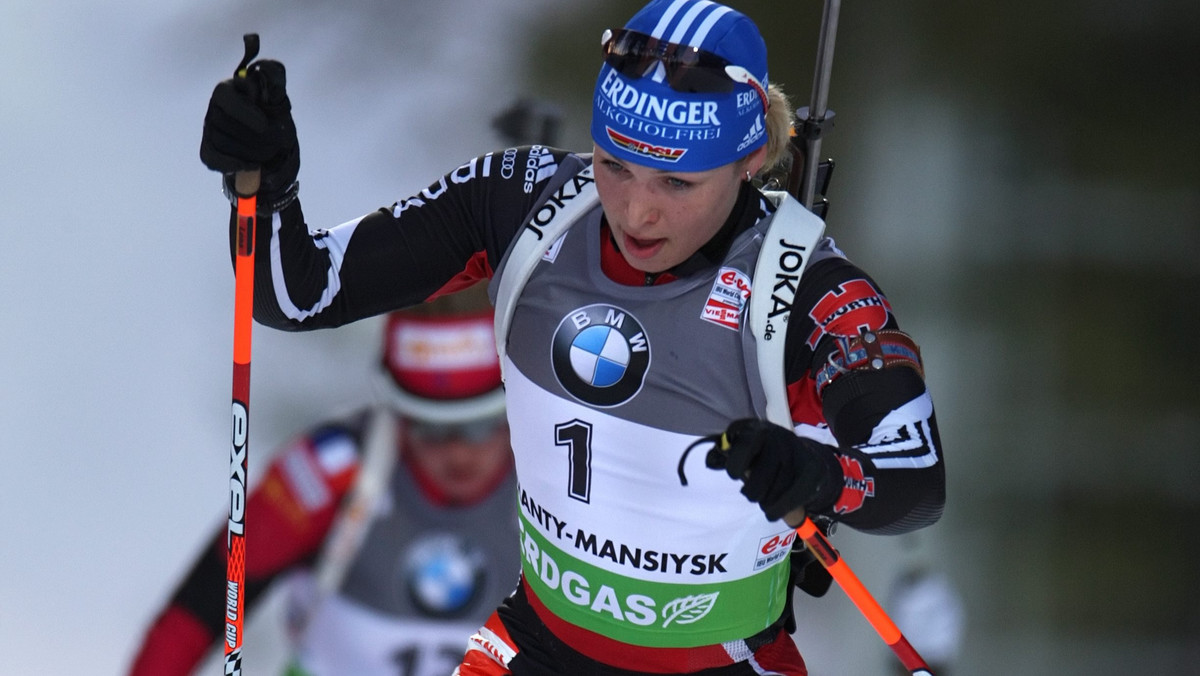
[737, 114, 764, 153]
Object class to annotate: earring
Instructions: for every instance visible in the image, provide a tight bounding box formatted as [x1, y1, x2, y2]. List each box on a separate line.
[744, 171, 753, 182]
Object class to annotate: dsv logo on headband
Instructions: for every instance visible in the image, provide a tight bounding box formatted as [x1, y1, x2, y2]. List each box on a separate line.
[606, 127, 685, 163]
[552, 304, 650, 407]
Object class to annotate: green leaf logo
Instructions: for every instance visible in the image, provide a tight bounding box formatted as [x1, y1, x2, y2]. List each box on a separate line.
[660, 592, 720, 627]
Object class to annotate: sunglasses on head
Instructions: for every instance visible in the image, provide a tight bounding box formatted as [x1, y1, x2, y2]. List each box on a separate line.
[600, 28, 768, 112]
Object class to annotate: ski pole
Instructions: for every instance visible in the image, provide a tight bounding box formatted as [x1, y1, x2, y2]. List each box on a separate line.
[224, 32, 260, 676]
[677, 433, 934, 675]
[788, 513, 934, 675]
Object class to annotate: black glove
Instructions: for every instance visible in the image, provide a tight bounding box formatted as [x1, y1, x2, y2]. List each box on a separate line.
[706, 418, 841, 523]
[200, 59, 299, 202]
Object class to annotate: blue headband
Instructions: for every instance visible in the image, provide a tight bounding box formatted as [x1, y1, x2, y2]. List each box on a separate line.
[591, 0, 769, 172]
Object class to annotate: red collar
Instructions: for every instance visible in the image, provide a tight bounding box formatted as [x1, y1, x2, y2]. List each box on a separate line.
[599, 223, 678, 286]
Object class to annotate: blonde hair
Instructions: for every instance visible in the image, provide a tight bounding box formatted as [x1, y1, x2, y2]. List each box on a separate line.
[761, 83, 795, 175]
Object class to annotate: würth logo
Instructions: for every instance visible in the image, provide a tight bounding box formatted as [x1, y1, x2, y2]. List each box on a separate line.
[806, 279, 892, 348]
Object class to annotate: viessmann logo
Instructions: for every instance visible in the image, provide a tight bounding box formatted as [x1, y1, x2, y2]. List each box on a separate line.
[702, 267, 751, 331]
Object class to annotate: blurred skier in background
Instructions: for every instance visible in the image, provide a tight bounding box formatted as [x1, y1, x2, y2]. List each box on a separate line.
[128, 283, 521, 676]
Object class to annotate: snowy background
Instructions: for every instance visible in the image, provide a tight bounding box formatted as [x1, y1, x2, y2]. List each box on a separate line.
[2, 0, 1196, 674]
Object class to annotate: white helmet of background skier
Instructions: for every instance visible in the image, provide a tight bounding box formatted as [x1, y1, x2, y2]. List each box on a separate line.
[376, 283, 510, 507]
[374, 283, 505, 426]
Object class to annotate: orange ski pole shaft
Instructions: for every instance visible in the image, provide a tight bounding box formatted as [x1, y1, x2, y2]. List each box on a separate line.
[686, 433, 935, 675]
[791, 514, 933, 675]
[224, 32, 260, 676]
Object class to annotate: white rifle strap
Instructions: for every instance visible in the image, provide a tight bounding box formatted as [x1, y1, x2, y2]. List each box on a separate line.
[749, 192, 827, 428]
[312, 405, 397, 596]
[491, 174, 823, 428]
[494, 165, 598, 376]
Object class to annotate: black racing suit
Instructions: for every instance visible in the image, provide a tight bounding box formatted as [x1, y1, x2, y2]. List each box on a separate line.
[233, 146, 945, 673]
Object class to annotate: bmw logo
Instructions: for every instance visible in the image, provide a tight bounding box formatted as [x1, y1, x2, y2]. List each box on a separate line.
[552, 304, 650, 407]
[403, 533, 486, 618]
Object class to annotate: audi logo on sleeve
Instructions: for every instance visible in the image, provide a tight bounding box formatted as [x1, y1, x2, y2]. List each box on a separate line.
[551, 304, 651, 407]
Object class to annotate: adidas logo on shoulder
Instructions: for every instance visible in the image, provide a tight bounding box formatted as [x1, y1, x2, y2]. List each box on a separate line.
[737, 115, 765, 152]
[523, 145, 558, 194]
[495, 145, 559, 194]
[534, 147, 558, 184]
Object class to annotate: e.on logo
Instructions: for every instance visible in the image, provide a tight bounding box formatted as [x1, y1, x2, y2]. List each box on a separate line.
[760, 530, 797, 555]
[754, 529, 797, 570]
